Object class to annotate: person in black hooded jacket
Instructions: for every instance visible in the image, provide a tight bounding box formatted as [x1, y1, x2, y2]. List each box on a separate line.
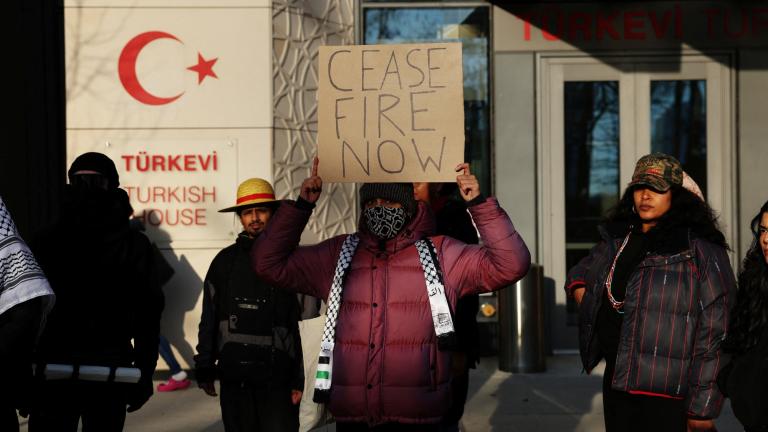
[29, 152, 164, 432]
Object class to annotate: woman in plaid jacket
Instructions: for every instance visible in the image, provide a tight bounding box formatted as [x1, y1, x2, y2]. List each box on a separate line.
[566, 154, 735, 432]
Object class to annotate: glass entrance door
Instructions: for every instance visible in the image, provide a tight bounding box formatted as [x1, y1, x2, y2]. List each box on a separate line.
[563, 80, 622, 325]
[539, 54, 734, 350]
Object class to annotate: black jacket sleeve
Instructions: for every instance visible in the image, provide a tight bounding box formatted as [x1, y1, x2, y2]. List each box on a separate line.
[0, 298, 44, 411]
[0, 297, 43, 374]
[0, 298, 43, 365]
[194, 253, 224, 382]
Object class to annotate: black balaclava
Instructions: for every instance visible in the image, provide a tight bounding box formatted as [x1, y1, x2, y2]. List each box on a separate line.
[66, 153, 131, 222]
[359, 183, 416, 240]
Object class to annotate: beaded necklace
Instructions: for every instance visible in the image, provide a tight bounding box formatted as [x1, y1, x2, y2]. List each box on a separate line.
[604, 232, 632, 314]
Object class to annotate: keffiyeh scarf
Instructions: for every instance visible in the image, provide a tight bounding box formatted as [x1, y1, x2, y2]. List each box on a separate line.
[0, 197, 54, 316]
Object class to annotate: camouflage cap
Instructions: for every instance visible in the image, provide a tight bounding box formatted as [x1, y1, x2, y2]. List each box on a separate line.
[628, 153, 683, 192]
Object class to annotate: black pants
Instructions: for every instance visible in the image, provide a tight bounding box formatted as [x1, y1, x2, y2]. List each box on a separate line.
[440, 367, 470, 431]
[220, 379, 298, 432]
[337, 423, 440, 431]
[602, 360, 687, 432]
[28, 381, 127, 432]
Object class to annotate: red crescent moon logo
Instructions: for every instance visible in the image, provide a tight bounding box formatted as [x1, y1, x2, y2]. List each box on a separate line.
[118, 31, 184, 106]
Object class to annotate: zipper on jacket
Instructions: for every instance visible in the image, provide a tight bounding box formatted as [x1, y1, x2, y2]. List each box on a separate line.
[429, 344, 437, 391]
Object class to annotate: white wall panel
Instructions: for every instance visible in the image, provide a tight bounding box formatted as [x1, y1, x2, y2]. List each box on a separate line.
[66, 7, 271, 129]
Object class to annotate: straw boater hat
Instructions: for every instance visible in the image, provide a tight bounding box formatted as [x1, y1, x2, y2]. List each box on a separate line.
[219, 178, 280, 213]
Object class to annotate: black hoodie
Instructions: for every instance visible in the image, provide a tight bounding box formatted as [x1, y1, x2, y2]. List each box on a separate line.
[31, 185, 164, 384]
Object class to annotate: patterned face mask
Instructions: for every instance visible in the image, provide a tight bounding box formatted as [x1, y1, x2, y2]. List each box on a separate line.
[363, 206, 406, 239]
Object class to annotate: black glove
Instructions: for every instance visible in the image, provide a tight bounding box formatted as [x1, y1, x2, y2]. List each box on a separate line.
[126, 378, 153, 413]
[195, 366, 216, 384]
[17, 386, 34, 418]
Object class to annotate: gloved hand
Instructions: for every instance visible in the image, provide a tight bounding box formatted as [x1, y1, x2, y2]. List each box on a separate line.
[16, 368, 40, 418]
[17, 391, 35, 418]
[195, 366, 218, 397]
[198, 381, 218, 397]
[195, 366, 216, 383]
[126, 378, 153, 413]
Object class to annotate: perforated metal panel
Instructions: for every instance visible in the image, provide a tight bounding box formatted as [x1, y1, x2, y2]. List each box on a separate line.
[273, 0, 359, 243]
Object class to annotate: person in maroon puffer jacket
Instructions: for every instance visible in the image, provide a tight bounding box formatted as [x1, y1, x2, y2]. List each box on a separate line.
[252, 159, 530, 431]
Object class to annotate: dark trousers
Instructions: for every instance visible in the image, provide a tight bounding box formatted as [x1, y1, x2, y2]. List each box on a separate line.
[440, 367, 470, 431]
[220, 379, 298, 432]
[28, 381, 127, 432]
[337, 423, 440, 432]
[602, 360, 687, 432]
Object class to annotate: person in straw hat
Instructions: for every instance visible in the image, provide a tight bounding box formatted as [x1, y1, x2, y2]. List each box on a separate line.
[194, 178, 304, 432]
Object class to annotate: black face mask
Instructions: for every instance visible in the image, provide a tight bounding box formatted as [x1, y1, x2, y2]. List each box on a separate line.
[66, 179, 132, 222]
[363, 206, 406, 239]
[70, 174, 110, 192]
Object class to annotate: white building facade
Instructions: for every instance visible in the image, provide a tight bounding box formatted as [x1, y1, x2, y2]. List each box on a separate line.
[65, 0, 768, 363]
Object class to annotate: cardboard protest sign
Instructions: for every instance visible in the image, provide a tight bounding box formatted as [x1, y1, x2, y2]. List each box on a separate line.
[317, 43, 464, 182]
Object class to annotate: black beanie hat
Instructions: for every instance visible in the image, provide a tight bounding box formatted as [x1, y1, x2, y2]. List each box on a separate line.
[68, 152, 120, 189]
[359, 183, 417, 217]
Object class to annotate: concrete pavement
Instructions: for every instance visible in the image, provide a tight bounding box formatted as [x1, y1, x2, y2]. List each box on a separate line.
[462, 355, 740, 432]
[18, 355, 743, 431]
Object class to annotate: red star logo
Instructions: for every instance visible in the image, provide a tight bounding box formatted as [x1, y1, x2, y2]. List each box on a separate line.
[187, 53, 218, 84]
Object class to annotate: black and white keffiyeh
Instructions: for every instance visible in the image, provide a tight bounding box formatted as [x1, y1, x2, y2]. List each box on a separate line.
[313, 234, 359, 403]
[0, 197, 54, 316]
[415, 239, 455, 341]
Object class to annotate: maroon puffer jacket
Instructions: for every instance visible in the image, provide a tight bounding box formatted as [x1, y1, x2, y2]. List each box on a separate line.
[252, 197, 530, 426]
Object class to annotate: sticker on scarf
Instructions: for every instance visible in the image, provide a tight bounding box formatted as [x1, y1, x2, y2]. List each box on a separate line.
[320, 341, 334, 356]
[416, 239, 455, 337]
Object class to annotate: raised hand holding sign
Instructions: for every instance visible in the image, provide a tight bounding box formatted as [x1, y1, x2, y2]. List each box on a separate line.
[300, 157, 323, 204]
[455, 163, 480, 202]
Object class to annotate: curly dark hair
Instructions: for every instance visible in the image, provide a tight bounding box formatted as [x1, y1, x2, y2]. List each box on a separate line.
[605, 184, 729, 250]
[724, 200, 768, 354]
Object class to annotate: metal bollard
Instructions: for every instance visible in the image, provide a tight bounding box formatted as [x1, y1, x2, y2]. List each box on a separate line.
[498, 263, 545, 373]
